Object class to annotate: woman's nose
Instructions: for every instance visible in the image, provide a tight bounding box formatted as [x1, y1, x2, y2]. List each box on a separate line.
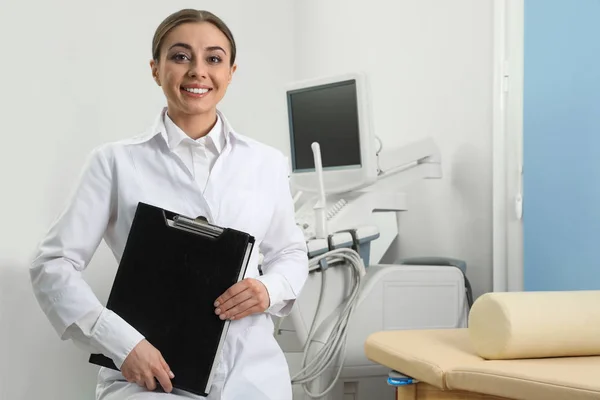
[187, 61, 207, 79]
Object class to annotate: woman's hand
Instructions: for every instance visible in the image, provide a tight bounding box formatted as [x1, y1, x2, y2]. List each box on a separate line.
[214, 278, 270, 320]
[121, 339, 175, 392]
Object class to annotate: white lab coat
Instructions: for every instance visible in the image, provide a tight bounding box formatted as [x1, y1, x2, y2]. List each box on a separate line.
[30, 108, 308, 400]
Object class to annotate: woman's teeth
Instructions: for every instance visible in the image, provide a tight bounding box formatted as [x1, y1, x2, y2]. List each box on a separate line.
[184, 88, 209, 94]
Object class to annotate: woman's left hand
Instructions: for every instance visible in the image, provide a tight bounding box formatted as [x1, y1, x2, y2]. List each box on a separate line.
[214, 278, 270, 320]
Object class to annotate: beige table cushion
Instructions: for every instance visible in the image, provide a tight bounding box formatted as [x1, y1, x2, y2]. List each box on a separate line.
[364, 329, 482, 389]
[448, 356, 600, 400]
[365, 328, 600, 400]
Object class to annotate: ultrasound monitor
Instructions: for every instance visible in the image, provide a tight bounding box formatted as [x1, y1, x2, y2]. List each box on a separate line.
[285, 73, 377, 194]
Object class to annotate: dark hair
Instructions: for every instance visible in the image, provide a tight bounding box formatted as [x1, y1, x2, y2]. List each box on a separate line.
[152, 9, 236, 66]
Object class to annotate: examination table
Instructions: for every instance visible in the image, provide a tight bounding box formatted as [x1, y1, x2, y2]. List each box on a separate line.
[364, 290, 600, 399]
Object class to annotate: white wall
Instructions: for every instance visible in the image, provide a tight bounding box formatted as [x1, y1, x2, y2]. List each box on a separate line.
[0, 0, 495, 398]
[293, 0, 494, 299]
[0, 1, 295, 399]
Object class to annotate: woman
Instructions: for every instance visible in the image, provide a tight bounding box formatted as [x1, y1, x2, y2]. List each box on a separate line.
[30, 9, 308, 400]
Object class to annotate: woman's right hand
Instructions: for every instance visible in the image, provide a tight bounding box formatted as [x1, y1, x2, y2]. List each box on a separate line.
[121, 339, 175, 392]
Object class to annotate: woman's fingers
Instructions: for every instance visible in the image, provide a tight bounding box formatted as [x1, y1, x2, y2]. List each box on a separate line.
[121, 339, 174, 393]
[223, 297, 259, 320]
[143, 375, 156, 391]
[230, 304, 264, 320]
[153, 363, 173, 393]
[214, 278, 270, 320]
[214, 280, 249, 309]
[161, 357, 175, 379]
[216, 290, 253, 318]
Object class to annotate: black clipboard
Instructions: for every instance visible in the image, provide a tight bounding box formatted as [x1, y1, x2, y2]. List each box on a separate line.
[89, 202, 255, 396]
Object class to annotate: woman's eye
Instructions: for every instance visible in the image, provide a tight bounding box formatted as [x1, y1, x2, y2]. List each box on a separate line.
[172, 53, 190, 62]
[208, 56, 222, 64]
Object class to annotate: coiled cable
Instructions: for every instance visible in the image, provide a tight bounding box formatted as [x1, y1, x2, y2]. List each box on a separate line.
[290, 248, 365, 398]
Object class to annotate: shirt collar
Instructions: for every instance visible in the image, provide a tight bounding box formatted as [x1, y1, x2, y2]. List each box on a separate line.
[143, 107, 250, 149]
[163, 110, 225, 153]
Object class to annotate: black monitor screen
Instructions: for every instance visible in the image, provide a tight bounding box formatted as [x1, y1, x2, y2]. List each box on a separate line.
[287, 79, 362, 171]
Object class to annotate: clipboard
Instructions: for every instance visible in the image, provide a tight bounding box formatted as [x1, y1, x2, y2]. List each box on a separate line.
[89, 202, 255, 396]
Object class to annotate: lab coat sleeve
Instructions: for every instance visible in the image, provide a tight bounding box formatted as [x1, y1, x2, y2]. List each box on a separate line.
[256, 154, 308, 317]
[30, 146, 144, 369]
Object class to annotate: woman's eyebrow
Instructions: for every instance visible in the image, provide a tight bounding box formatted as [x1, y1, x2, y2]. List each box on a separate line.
[205, 46, 227, 55]
[168, 42, 193, 51]
[167, 43, 226, 55]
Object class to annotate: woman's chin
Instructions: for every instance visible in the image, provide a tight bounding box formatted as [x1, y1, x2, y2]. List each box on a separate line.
[175, 102, 216, 116]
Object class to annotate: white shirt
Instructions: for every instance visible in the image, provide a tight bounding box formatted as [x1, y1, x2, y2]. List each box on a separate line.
[164, 110, 224, 192]
[30, 108, 308, 370]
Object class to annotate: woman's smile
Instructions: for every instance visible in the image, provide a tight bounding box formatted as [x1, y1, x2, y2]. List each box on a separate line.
[181, 85, 212, 98]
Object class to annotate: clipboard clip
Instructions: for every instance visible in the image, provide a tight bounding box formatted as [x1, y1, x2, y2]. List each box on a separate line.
[172, 215, 224, 238]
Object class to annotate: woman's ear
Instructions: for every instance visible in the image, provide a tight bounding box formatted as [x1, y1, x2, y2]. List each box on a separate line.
[149, 59, 161, 86]
[229, 64, 237, 84]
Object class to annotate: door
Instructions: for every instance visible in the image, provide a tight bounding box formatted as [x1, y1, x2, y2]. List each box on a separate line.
[522, 0, 600, 290]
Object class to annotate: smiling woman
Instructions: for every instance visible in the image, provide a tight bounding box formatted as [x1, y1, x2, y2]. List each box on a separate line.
[150, 10, 238, 139]
[29, 7, 308, 400]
